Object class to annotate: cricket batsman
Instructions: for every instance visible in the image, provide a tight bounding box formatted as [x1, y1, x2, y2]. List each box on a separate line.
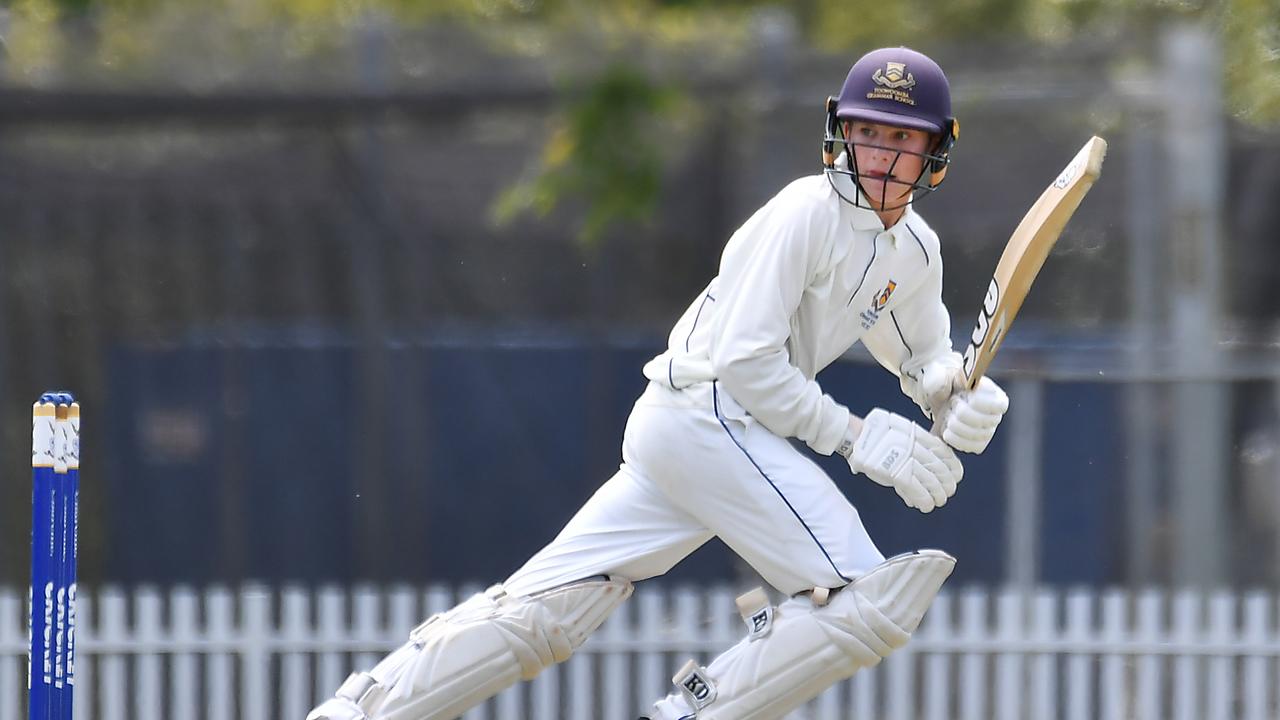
[309, 45, 1009, 720]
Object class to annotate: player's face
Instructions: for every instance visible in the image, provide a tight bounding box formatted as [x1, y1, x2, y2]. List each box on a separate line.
[845, 121, 931, 209]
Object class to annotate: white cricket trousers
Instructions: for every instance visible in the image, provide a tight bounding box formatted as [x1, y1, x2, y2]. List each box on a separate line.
[505, 380, 885, 598]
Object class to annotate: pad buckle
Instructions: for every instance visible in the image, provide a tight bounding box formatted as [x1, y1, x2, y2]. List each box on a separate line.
[336, 672, 386, 714]
[409, 614, 441, 643]
[336, 672, 375, 702]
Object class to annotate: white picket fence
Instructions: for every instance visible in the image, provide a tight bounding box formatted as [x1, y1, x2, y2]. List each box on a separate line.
[1, 583, 1279, 720]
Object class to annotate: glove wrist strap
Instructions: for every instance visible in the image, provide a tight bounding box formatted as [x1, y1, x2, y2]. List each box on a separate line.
[836, 423, 859, 459]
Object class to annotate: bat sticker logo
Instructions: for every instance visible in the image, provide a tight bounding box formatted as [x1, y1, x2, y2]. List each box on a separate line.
[962, 278, 1001, 380]
[1054, 156, 1083, 189]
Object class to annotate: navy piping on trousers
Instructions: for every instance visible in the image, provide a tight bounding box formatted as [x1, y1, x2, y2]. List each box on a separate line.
[712, 382, 853, 584]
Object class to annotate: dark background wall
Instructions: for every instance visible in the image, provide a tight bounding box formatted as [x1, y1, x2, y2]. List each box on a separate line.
[0, 36, 1276, 591]
[99, 337, 1122, 588]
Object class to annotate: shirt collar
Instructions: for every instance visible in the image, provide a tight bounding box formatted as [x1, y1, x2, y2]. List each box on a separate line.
[831, 152, 917, 239]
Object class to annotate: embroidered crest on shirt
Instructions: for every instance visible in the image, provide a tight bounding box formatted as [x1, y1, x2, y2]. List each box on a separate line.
[860, 280, 897, 329]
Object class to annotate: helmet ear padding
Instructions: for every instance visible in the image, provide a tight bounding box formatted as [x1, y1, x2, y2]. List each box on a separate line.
[928, 117, 959, 187]
[822, 96, 840, 168]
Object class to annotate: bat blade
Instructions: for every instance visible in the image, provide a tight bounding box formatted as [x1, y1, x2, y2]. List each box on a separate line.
[960, 135, 1107, 390]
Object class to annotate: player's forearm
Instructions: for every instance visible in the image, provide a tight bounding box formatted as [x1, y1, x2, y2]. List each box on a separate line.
[713, 351, 850, 455]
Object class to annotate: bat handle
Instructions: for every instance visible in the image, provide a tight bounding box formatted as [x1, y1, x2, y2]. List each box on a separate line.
[928, 396, 956, 439]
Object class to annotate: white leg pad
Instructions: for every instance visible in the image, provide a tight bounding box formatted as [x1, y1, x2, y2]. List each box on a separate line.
[651, 550, 955, 720]
[307, 577, 632, 720]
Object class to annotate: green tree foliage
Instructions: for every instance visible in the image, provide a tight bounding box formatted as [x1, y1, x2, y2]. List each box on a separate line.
[7, 0, 1279, 240]
[13, 2, 1277, 108]
[1220, 0, 1280, 124]
[491, 64, 682, 246]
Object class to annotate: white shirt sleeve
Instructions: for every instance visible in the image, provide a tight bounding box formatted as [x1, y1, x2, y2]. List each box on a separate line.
[707, 189, 851, 456]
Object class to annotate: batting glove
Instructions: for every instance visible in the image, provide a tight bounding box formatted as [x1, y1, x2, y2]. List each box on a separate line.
[934, 376, 1009, 454]
[839, 409, 963, 513]
[900, 352, 965, 420]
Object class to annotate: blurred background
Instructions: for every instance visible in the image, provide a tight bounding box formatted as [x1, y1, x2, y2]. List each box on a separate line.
[0, 0, 1278, 717]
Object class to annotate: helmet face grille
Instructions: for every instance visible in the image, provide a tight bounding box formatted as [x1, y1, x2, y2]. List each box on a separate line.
[823, 140, 947, 212]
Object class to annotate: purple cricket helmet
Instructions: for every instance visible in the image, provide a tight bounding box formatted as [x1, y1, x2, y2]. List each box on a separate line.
[835, 46, 953, 134]
[822, 46, 960, 206]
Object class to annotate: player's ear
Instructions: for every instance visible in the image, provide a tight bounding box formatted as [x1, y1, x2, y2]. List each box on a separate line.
[928, 117, 960, 187]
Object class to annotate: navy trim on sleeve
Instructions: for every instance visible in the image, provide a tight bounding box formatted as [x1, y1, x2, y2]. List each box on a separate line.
[890, 311, 914, 359]
[685, 291, 716, 352]
[905, 222, 930, 266]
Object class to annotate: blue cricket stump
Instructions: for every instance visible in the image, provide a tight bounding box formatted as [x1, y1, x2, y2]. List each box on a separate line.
[29, 392, 80, 720]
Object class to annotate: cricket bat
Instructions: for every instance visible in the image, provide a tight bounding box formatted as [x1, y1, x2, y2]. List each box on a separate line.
[959, 135, 1108, 389]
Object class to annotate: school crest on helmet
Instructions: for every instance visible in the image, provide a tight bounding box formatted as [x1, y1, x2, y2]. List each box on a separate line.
[873, 62, 916, 90]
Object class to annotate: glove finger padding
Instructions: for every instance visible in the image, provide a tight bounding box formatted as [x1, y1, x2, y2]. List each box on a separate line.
[892, 480, 925, 512]
[915, 430, 959, 503]
[961, 379, 1010, 415]
[939, 377, 1009, 454]
[948, 402, 1002, 431]
[917, 433, 963, 497]
[942, 426, 992, 454]
[912, 463, 947, 510]
[846, 409, 964, 514]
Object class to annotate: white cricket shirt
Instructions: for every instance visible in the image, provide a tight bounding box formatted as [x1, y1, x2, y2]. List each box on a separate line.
[643, 169, 953, 456]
